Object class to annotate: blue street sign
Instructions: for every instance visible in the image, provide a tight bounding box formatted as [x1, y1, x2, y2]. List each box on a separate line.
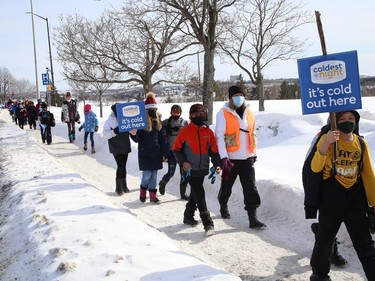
[42, 73, 50, 85]
[115, 101, 147, 132]
[297, 51, 361, 115]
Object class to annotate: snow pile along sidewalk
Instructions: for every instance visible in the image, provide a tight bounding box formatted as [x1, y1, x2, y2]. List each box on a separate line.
[0, 111, 240, 281]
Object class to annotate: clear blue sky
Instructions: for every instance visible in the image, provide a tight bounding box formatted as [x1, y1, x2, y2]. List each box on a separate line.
[1, 1, 375, 92]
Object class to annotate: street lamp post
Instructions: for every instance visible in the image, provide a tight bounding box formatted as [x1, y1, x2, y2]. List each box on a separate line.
[26, 11, 55, 105]
[29, 0, 40, 99]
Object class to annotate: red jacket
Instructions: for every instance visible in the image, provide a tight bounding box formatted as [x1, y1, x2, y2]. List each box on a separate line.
[172, 122, 221, 177]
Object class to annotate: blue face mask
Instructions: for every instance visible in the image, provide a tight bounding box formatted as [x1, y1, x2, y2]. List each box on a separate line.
[232, 96, 245, 108]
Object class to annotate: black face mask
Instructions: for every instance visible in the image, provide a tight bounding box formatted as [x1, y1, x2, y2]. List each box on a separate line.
[172, 115, 180, 120]
[191, 116, 206, 127]
[148, 109, 157, 118]
[337, 121, 356, 134]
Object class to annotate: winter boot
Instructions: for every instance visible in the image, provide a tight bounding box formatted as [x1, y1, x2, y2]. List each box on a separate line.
[180, 182, 189, 200]
[91, 145, 95, 154]
[310, 223, 347, 267]
[331, 239, 348, 267]
[83, 142, 87, 151]
[139, 186, 147, 202]
[247, 209, 266, 228]
[149, 189, 160, 203]
[200, 211, 214, 236]
[158, 179, 168, 195]
[310, 273, 332, 281]
[183, 204, 198, 226]
[220, 205, 231, 219]
[115, 179, 124, 196]
[121, 178, 130, 193]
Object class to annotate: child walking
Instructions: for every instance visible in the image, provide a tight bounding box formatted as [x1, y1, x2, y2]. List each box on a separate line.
[172, 104, 221, 236]
[38, 102, 55, 144]
[159, 104, 189, 199]
[130, 92, 169, 203]
[78, 104, 99, 153]
[307, 110, 375, 281]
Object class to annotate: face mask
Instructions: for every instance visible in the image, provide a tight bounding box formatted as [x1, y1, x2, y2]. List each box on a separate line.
[148, 109, 157, 118]
[337, 121, 356, 134]
[172, 115, 180, 120]
[232, 96, 245, 108]
[191, 116, 205, 127]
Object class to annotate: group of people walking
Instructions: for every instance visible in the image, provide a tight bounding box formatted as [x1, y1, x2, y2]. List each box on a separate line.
[6, 84, 375, 280]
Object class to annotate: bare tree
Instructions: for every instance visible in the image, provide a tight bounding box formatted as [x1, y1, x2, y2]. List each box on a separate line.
[158, 0, 239, 124]
[54, 0, 195, 98]
[218, 0, 312, 111]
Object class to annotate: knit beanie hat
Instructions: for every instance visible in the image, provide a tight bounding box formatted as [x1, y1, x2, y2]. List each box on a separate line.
[84, 104, 91, 112]
[189, 104, 206, 116]
[228, 85, 245, 99]
[144, 92, 157, 109]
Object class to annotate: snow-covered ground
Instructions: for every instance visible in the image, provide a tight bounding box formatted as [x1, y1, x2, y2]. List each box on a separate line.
[2, 97, 375, 280]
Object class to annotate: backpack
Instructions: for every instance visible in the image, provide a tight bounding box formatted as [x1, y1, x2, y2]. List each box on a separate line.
[302, 124, 365, 219]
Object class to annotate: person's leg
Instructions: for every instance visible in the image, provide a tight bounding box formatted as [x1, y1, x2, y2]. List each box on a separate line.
[89, 132, 95, 153]
[310, 180, 343, 280]
[67, 122, 73, 142]
[238, 158, 265, 227]
[113, 154, 127, 195]
[83, 132, 89, 150]
[148, 170, 159, 203]
[217, 160, 239, 218]
[190, 176, 214, 234]
[46, 126, 52, 144]
[159, 152, 177, 195]
[344, 184, 375, 280]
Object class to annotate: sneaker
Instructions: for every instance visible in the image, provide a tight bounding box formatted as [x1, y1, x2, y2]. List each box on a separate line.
[205, 225, 215, 236]
[331, 252, 347, 267]
[310, 273, 331, 281]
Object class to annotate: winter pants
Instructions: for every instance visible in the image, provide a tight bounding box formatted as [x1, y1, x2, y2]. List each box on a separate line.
[162, 151, 186, 183]
[84, 132, 94, 146]
[28, 117, 36, 129]
[310, 179, 375, 280]
[186, 176, 208, 214]
[141, 170, 158, 189]
[113, 153, 129, 179]
[66, 120, 76, 135]
[218, 157, 261, 210]
[41, 125, 52, 144]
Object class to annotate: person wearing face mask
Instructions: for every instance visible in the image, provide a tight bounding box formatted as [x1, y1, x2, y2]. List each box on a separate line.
[308, 110, 375, 281]
[172, 103, 222, 236]
[159, 104, 190, 199]
[129, 92, 169, 203]
[38, 102, 55, 144]
[215, 85, 266, 229]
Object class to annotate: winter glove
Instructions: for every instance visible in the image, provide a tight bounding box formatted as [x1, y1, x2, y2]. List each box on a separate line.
[77, 120, 81, 124]
[113, 127, 119, 135]
[367, 207, 375, 234]
[95, 126, 99, 132]
[78, 125, 84, 132]
[221, 157, 234, 180]
[208, 166, 217, 184]
[181, 168, 191, 183]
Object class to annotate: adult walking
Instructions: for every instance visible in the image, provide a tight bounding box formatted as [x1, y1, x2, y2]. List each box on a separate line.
[61, 92, 80, 143]
[102, 103, 132, 196]
[215, 85, 266, 228]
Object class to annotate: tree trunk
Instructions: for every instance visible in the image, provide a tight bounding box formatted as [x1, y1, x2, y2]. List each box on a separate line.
[99, 91, 103, 118]
[257, 74, 265, 112]
[202, 48, 215, 124]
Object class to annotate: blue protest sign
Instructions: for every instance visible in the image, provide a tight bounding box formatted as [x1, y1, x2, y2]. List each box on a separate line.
[116, 101, 147, 132]
[297, 51, 361, 115]
[41, 73, 50, 85]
